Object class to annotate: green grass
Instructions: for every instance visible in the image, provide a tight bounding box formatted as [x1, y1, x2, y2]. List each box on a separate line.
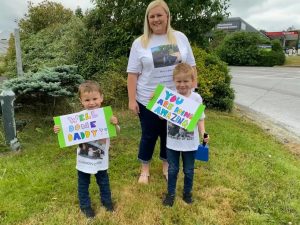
[284, 55, 300, 66]
[0, 109, 300, 225]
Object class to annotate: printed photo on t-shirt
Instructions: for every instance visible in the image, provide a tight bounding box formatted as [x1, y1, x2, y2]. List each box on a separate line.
[78, 141, 105, 159]
[151, 44, 182, 68]
[168, 123, 194, 140]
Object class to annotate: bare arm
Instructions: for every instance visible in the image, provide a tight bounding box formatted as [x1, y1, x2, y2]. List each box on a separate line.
[192, 66, 198, 88]
[127, 73, 140, 115]
[198, 119, 209, 143]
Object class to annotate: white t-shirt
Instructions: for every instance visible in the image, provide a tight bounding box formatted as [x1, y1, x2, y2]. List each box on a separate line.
[167, 92, 205, 152]
[127, 31, 196, 106]
[76, 139, 110, 174]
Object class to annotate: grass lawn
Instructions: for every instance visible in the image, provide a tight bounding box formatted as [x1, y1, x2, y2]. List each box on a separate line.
[0, 109, 300, 225]
[284, 55, 300, 66]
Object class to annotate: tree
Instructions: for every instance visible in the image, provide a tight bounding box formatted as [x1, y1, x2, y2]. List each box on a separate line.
[75, 7, 84, 18]
[74, 0, 229, 76]
[3, 17, 85, 76]
[167, 0, 230, 46]
[3, 34, 17, 77]
[19, 0, 73, 34]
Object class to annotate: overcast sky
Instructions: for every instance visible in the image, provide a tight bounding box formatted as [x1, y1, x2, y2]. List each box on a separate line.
[1, 0, 300, 39]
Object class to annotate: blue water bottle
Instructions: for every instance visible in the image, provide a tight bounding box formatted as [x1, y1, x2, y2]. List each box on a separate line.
[195, 133, 209, 161]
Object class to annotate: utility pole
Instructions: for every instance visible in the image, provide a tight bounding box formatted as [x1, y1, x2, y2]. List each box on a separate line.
[14, 28, 23, 77]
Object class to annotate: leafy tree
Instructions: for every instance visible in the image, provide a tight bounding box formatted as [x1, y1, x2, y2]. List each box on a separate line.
[168, 0, 230, 46]
[75, 7, 84, 18]
[3, 34, 17, 77]
[19, 0, 73, 34]
[4, 17, 84, 76]
[74, 0, 229, 77]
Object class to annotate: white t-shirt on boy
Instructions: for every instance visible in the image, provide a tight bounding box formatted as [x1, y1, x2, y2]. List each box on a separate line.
[167, 92, 205, 152]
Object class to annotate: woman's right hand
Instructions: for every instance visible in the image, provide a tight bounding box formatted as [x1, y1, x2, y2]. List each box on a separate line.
[129, 100, 140, 115]
[127, 73, 139, 115]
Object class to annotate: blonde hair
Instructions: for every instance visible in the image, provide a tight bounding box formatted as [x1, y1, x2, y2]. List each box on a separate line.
[78, 80, 103, 98]
[141, 0, 176, 48]
[173, 63, 194, 80]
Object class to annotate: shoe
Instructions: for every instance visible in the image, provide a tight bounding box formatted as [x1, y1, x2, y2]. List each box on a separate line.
[183, 192, 193, 204]
[138, 173, 149, 184]
[81, 207, 95, 218]
[102, 201, 114, 212]
[163, 193, 175, 207]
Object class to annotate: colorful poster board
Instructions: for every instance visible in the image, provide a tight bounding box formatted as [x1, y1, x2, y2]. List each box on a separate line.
[53, 106, 116, 148]
[146, 84, 205, 132]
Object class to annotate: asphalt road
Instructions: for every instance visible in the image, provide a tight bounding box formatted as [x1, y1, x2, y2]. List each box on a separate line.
[230, 66, 300, 138]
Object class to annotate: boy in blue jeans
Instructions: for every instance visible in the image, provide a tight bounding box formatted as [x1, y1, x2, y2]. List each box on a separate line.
[54, 80, 120, 218]
[163, 63, 209, 206]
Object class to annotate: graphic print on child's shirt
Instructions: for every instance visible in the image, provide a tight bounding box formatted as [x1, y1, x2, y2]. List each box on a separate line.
[168, 123, 194, 141]
[79, 141, 105, 159]
[76, 139, 109, 174]
[151, 44, 182, 68]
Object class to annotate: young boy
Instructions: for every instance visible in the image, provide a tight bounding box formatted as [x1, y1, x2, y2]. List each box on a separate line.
[163, 63, 209, 207]
[54, 80, 120, 218]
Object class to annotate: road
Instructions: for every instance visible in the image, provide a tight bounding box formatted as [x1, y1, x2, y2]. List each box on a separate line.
[230, 66, 300, 139]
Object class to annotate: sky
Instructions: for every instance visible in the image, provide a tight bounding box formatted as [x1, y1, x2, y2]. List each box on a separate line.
[1, 0, 300, 40]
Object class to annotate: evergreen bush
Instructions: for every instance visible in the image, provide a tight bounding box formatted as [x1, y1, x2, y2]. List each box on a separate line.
[1, 65, 84, 114]
[2, 65, 83, 96]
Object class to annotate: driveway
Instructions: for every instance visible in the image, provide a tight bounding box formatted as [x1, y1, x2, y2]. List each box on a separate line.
[230, 66, 300, 142]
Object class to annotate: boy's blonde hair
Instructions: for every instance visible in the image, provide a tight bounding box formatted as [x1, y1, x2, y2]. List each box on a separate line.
[78, 80, 103, 98]
[173, 63, 194, 80]
[141, 0, 176, 48]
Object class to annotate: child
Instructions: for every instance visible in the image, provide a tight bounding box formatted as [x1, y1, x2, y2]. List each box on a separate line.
[163, 63, 209, 207]
[53, 80, 120, 218]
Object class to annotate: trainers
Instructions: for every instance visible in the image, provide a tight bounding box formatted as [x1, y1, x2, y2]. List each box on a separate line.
[183, 192, 193, 204]
[81, 207, 95, 218]
[163, 193, 175, 207]
[102, 201, 114, 212]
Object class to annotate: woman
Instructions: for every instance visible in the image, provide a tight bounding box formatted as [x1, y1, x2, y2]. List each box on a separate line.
[127, 0, 197, 184]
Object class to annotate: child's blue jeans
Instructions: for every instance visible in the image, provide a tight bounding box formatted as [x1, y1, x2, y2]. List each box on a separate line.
[137, 102, 167, 163]
[166, 148, 195, 195]
[77, 170, 112, 209]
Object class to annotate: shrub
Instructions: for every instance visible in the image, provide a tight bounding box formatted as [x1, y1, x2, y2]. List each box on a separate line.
[193, 46, 234, 111]
[217, 32, 267, 66]
[93, 57, 128, 108]
[217, 31, 285, 67]
[257, 50, 285, 66]
[1, 65, 84, 114]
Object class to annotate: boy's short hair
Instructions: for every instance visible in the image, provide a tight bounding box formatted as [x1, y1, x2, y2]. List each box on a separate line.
[173, 63, 194, 80]
[78, 80, 103, 98]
